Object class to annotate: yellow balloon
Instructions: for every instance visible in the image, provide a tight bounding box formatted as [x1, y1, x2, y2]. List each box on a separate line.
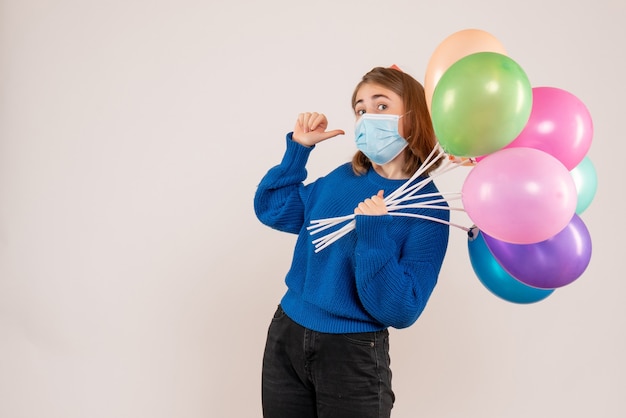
[424, 29, 507, 112]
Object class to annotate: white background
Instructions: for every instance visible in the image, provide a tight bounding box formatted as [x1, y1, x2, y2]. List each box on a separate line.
[1, 0, 624, 417]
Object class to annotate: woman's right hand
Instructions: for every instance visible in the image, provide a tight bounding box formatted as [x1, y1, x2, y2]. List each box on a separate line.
[292, 112, 345, 147]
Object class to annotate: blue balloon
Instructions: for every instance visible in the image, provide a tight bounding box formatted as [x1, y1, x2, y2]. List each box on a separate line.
[467, 227, 554, 304]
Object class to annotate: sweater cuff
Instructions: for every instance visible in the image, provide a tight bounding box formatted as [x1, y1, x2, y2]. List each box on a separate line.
[281, 132, 314, 167]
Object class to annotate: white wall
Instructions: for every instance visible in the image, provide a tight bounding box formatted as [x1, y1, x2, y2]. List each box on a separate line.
[1, 0, 624, 417]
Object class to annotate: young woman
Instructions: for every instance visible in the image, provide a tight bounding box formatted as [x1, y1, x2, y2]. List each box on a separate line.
[254, 66, 450, 418]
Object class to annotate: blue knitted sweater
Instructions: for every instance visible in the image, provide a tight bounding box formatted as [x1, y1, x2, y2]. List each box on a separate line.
[254, 133, 450, 333]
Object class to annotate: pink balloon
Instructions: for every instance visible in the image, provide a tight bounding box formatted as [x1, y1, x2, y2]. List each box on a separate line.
[503, 87, 593, 170]
[462, 147, 577, 244]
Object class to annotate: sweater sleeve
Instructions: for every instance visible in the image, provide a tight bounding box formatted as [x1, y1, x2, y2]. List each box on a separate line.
[254, 133, 314, 234]
[353, 212, 449, 329]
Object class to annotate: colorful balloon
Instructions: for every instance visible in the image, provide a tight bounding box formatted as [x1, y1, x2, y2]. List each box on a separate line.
[501, 87, 593, 170]
[570, 156, 598, 214]
[431, 52, 532, 157]
[467, 227, 554, 304]
[482, 215, 592, 289]
[462, 147, 577, 244]
[424, 29, 507, 111]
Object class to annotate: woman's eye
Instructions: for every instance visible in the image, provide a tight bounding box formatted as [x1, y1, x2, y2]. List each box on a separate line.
[377, 104, 388, 111]
[356, 109, 366, 116]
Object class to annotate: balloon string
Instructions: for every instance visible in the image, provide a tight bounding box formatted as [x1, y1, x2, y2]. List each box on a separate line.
[311, 206, 469, 253]
[308, 194, 461, 233]
[309, 146, 471, 252]
[312, 220, 357, 252]
[310, 196, 466, 252]
[389, 213, 471, 232]
[311, 219, 355, 243]
[384, 145, 447, 203]
[388, 192, 462, 205]
[307, 214, 354, 235]
[383, 146, 439, 201]
[386, 159, 460, 205]
[387, 203, 465, 212]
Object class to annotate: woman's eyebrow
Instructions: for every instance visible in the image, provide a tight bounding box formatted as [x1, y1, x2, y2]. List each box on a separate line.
[354, 94, 391, 106]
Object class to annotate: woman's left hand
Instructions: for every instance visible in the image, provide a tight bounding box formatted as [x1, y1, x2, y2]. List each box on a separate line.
[354, 190, 388, 216]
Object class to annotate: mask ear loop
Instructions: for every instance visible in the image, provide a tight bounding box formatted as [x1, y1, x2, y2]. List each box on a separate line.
[399, 110, 411, 140]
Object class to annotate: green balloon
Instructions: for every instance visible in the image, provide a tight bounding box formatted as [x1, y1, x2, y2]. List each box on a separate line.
[431, 52, 533, 157]
[570, 156, 598, 214]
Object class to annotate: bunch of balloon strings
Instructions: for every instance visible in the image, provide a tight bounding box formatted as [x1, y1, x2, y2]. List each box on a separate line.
[308, 145, 471, 253]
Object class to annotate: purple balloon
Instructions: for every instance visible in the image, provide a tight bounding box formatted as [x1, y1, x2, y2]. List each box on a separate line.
[482, 214, 592, 289]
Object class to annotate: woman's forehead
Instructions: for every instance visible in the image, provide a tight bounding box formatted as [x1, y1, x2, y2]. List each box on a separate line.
[354, 83, 401, 103]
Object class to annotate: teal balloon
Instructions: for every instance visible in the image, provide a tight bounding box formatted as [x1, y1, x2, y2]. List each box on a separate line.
[570, 156, 597, 214]
[431, 52, 533, 157]
[467, 227, 554, 304]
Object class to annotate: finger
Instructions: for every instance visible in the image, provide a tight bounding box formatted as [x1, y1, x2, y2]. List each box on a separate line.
[369, 191, 384, 209]
[301, 113, 312, 133]
[317, 129, 345, 141]
[362, 198, 376, 211]
[310, 113, 326, 131]
[307, 112, 320, 130]
[296, 113, 307, 131]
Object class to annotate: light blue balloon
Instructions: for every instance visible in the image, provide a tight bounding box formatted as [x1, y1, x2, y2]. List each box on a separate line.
[467, 227, 554, 304]
[570, 156, 598, 214]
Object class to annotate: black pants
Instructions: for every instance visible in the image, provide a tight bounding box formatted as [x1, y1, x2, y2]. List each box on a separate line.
[262, 305, 395, 418]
